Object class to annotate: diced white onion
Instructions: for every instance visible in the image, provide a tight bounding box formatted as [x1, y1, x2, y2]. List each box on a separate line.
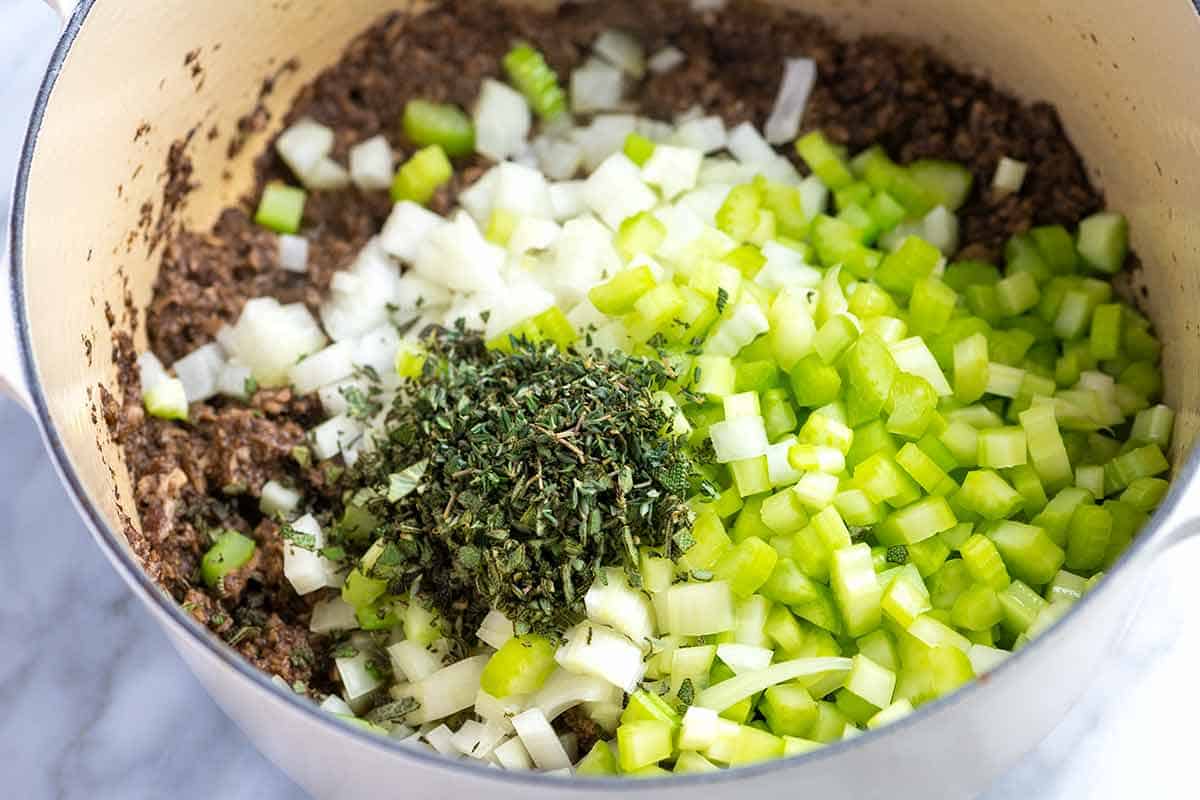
[335, 651, 384, 701]
[992, 156, 1028, 196]
[289, 340, 356, 396]
[673, 115, 728, 154]
[540, 216, 622, 305]
[492, 737, 534, 770]
[582, 153, 658, 229]
[414, 212, 506, 293]
[380, 201, 444, 264]
[756, 241, 822, 291]
[648, 46, 686, 75]
[387, 640, 444, 682]
[354, 324, 403, 380]
[508, 218, 562, 256]
[310, 414, 364, 461]
[798, 174, 829, 218]
[319, 694, 355, 716]
[215, 361, 253, 399]
[230, 298, 327, 386]
[406, 655, 490, 724]
[475, 689, 525, 733]
[570, 114, 637, 172]
[593, 29, 646, 79]
[716, 643, 775, 674]
[641, 144, 703, 200]
[304, 157, 352, 191]
[584, 567, 657, 645]
[276, 117, 334, 178]
[310, 596, 359, 634]
[696, 657, 852, 712]
[704, 299, 770, 357]
[283, 513, 337, 596]
[482, 280, 555, 341]
[922, 205, 960, 256]
[173, 343, 225, 403]
[727, 122, 800, 183]
[475, 79, 532, 162]
[349, 134, 395, 191]
[708, 415, 770, 463]
[765, 58, 817, 145]
[765, 436, 803, 486]
[555, 622, 645, 693]
[458, 166, 501, 224]
[890, 336, 953, 396]
[423, 724, 459, 757]
[531, 669, 620, 722]
[968, 643, 1010, 675]
[636, 118, 676, 143]
[548, 181, 587, 221]
[511, 709, 572, 771]
[392, 273, 453, 325]
[276, 233, 310, 274]
[570, 57, 625, 115]
[531, 136, 583, 181]
[678, 705, 721, 751]
[260, 479, 302, 517]
[493, 161, 555, 220]
[137, 351, 167, 394]
[476, 609, 516, 650]
[318, 377, 369, 418]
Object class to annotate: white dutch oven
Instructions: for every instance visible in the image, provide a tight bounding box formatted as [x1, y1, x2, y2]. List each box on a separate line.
[3, 1, 1200, 797]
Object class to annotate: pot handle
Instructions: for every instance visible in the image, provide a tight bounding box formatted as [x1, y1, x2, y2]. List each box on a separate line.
[1, 246, 32, 413]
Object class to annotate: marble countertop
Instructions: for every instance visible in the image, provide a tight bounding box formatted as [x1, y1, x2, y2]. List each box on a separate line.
[3, 2, 1198, 797]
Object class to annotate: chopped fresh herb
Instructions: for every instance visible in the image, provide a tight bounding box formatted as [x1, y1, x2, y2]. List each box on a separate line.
[291, 445, 312, 469]
[716, 287, 730, 314]
[364, 696, 420, 724]
[677, 677, 695, 706]
[244, 376, 259, 396]
[332, 643, 359, 659]
[885, 545, 909, 565]
[281, 524, 317, 551]
[341, 384, 382, 422]
[338, 325, 694, 638]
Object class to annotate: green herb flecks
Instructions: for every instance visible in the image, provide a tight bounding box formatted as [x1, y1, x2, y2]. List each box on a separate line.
[339, 326, 695, 638]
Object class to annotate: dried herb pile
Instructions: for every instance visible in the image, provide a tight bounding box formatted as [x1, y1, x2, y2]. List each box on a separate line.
[340, 327, 695, 637]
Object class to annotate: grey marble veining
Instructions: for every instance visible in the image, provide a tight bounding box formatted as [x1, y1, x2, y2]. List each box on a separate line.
[2, 1, 1198, 797]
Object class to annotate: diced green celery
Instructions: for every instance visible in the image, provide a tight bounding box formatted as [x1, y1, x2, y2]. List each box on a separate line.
[618, 720, 675, 772]
[1076, 211, 1128, 274]
[875, 236, 942, 297]
[760, 490, 809, 536]
[830, 544, 883, 637]
[679, 512, 734, 572]
[835, 181, 873, 211]
[714, 537, 780, 598]
[986, 521, 1065, 586]
[761, 181, 811, 240]
[881, 567, 932, 627]
[761, 684, 818, 737]
[1107, 444, 1170, 492]
[959, 533, 1011, 590]
[1025, 225, 1077, 274]
[834, 489, 885, 527]
[907, 536, 952, 577]
[674, 751, 720, 774]
[909, 277, 959, 337]
[694, 355, 737, 399]
[951, 583, 1003, 631]
[1120, 477, 1169, 513]
[717, 183, 765, 243]
[954, 470, 1022, 520]
[853, 452, 922, 508]
[925, 560, 971, 611]
[848, 282, 899, 319]
[868, 191, 907, 233]
[893, 443, 947, 494]
[1065, 504, 1112, 574]
[1031, 487, 1093, 547]
[760, 391, 799, 441]
[1119, 360, 1163, 403]
[729, 724, 786, 765]
[485, 208, 517, 245]
[939, 522, 974, 551]
[391, 145, 452, 205]
[616, 212, 667, 262]
[769, 288, 819, 371]
[402, 99, 475, 157]
[622, 690, 683, 728]
[144, 378, 189, 421]
[1103, 499, 1145, 568]
[201, 530, 257, 589]
[884, 373, 937, 440]
[908, 159, 973, 211]
[944, 260, 1000, 293]
[1075, 465, 1105, 499]
[796, 131, 855, 190]
[623, 132, 656, 166]
[789, 353, 843, 408]
[731, 495, 776, 543]
[480, 635, 557, 697]
[759, 557, 822, 609]
[876, 497, 957, 547]
[503, 43, 567, 120]
[1019, 405, 1073, 492]
[1130, 404, 1174, 448]
[998, 580, 1047, 635]
[810, 215, 880, 279]
[995, 271, 1041, 317]
[255, 182, 306, 234]
[577, 741, 620, 776]
[808, 701, 852, 743]
[813, 315, 860, 364]
[731, 456, 772, 497]
[342, 568, 389, 609]
[842, 333, 899, 426]
[1089, 303, 1123, 361]
[1046, 569, 1089, 604]
[1123, 324, 1162, 362]
[977, 426, 1027, 469]
[800, 412, 855, 455]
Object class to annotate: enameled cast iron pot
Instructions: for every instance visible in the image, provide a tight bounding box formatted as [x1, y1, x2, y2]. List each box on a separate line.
[4, 1, 1200, 797]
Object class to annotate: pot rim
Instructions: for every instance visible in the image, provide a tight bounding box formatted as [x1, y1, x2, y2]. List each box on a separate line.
[9, 0, 1197, 789]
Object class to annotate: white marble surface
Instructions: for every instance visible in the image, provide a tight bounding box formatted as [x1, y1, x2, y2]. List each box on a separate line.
[2, 2, 1199, 797]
